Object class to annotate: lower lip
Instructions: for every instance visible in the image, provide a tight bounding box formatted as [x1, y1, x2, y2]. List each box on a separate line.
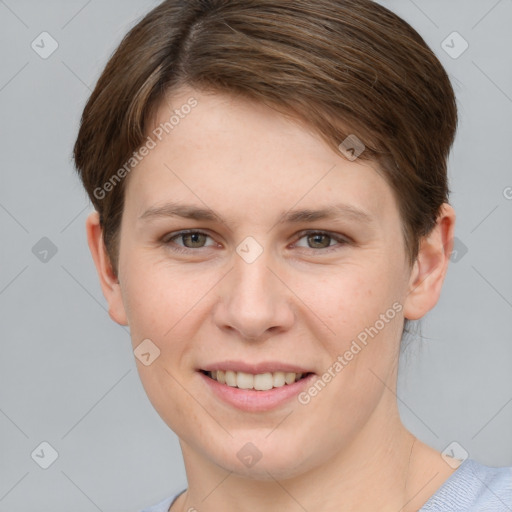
[198, 371, 316, 412]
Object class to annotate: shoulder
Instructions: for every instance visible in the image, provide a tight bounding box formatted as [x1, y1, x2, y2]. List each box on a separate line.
[420, 458, 512, 511]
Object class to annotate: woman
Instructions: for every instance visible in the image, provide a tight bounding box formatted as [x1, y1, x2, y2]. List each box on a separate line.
[73, 0, 512, 510]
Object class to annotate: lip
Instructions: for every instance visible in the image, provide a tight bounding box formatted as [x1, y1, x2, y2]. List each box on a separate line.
[198, 370, 316, 412]
[199, 360, 314, 374]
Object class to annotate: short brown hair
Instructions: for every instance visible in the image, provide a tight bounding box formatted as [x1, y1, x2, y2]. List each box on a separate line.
[73, 0, 457, 278]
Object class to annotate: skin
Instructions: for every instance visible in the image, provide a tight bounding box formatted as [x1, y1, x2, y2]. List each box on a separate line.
[86, 86, 457, 512]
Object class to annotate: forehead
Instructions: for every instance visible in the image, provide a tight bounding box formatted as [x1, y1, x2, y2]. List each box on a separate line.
[124, 86, 398, 226]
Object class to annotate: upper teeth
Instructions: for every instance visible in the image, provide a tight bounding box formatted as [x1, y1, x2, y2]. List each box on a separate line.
[208, 370, 304, 391]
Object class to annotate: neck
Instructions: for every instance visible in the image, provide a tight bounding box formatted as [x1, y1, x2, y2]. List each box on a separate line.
[173, 394, 446, 512]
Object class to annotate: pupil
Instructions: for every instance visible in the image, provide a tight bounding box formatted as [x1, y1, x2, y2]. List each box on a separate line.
[310, 234, 329, 248]
[186, 233, 205, 247]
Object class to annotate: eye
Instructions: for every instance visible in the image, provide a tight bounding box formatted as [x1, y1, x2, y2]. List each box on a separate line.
[293, 231, 350, 252]
[162, 230, 217, 253]
[161, 229, 350, 255]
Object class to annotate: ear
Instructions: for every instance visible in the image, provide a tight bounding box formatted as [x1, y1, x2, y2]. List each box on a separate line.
[85, 211, 128, 326]
[403, 203, 456, 320]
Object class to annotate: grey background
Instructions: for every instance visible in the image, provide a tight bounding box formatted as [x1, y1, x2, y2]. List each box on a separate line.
[0, 0, 511, 511]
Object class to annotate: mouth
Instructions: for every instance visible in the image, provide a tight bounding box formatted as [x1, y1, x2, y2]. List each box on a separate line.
[200, 369, 313, 391]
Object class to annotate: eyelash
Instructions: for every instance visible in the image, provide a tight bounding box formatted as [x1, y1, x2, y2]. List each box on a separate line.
[161, 229, 351, 255]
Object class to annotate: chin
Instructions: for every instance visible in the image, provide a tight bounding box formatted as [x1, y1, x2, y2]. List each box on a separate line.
[207, 439, 319, 482]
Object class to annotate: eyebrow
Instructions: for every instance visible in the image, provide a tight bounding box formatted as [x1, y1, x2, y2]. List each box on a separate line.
[138, 201, 374, 226]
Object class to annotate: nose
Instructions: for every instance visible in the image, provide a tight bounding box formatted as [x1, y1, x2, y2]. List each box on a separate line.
[213, 249, 295, 342]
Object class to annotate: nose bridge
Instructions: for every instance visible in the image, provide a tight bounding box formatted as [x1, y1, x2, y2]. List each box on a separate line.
[215, 242, 293, 340]
[233, 249, 272, 302]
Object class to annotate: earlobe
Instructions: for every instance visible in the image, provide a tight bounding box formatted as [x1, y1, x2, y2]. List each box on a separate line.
[85, 211, 129, 326]
[403, 203, 456, 320]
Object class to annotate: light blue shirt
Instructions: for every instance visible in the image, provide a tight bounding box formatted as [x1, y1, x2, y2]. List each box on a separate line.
[140, 458, 512, 511]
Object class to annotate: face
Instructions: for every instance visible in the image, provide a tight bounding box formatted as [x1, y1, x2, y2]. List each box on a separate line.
[96, 85, 428, 479]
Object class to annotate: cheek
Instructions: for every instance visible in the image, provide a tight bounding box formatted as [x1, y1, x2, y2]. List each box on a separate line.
[121, 253, 208, 341]
[293, 262, 403, 389]
[122, 247, 403, 352]
[122, 257, 201, 423]
[296, 269, 403, 433]
[294, 262, 397, 332]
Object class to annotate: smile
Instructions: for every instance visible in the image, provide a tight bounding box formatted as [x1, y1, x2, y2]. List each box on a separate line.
[201, 370, 311, 391]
